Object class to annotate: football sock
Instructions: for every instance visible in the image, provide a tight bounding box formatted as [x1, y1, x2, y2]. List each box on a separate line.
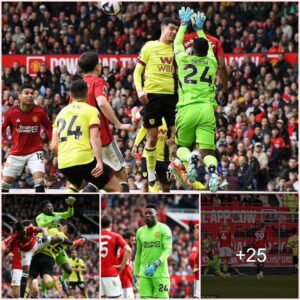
[203, 155, 218, 172]
[1, 181, 11, 192]
[144, 147, 157, 182]
[177, 147, 191, 163]
[34, 178, 45, 192]
[20, 273, 29, 297]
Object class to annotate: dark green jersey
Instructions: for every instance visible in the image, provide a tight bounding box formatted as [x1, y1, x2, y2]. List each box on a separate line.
[134, 222, 172, 278]
[174, 25, 218, 108]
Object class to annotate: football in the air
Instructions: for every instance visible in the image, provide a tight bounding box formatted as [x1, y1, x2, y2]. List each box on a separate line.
[101, 1, 122, 15]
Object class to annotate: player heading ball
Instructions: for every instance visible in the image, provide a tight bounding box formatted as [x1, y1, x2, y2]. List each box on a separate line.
[134, 204, 172, 298]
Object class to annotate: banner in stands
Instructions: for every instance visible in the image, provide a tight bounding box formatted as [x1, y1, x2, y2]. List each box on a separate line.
[2, 53, 298, 77]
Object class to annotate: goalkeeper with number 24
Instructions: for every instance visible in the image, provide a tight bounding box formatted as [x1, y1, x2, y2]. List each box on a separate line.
[35, 196, 76, 295]
[134, 204, 172, 298]
[175, 7, 220, 193]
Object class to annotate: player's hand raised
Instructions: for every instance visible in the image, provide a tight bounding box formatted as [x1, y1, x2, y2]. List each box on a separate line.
[132, 145, 138, 157]
[178, 7, 194, 25]
[137, 91, 149, 105]
[191, 12, 206, 31]
[91, 161, 103, 178]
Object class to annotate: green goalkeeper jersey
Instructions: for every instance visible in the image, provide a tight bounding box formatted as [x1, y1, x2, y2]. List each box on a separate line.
[39, 228, 69, 260]
[36, 206, 74, 229]
[134, 222, 172, 278]
[174, 25, 218, 109]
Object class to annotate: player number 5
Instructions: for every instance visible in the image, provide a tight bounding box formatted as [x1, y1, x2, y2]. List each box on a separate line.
[101, 241, 108, 258]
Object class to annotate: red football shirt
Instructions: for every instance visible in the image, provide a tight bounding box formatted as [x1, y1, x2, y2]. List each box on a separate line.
[118, 247, 133, 288]
[83, 75, 113, 147]
[189, 241, 199, 280]
[3, 237, 22, 269]
[7, 225, 38, 252]
[218, 229, 233, 247]
[101, 230, 127, 277]
[2, 105, 52, 156]
[253, 229, 267, 249]
[183, 32, 224, 59]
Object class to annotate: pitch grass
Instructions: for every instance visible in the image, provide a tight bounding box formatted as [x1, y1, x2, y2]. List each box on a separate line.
[201, 275, 298, 298]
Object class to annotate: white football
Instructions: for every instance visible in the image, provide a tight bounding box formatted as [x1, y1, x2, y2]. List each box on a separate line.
[101, 1, 122, 15]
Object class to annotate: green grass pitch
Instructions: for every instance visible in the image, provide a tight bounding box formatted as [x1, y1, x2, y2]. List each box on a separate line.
[201, 275, 298, 298]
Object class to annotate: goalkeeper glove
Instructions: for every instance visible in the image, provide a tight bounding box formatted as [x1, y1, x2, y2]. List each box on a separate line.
[65, 196, 76, 206]
[191, 12, 206, 31]
[144, 260, 161, 277]
[51, 216, 62, 224]
[178, 7, 194, 25]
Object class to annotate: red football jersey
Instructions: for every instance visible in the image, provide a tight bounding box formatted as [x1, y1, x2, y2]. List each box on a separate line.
[101, 230, 127, 277]
[118, 247, 133, 288]
[83, 75, 113, 147]
[7, 225, 38, 252]
[253, 229, 267, 249]
[3, 237, 22, 269]
[2, 105, 52, 156]
[189, 241, 199, 280]
[218, 229, 233, 247]
[183, 32, 224, 59]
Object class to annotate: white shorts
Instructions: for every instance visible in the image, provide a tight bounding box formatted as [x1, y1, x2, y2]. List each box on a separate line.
[194, 279, 200, 298]
[20, 237, 51, 266]
[101, 276, 122, 297]
[11, 269, 22, 287]
[219, 247, 233, 258]
[3, 151, 44, 177]
[123, 287, 134, 299]
[102, 141, 125, 172]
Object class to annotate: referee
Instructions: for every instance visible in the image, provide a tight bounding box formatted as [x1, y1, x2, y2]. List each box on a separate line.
[134, 17, 179, 192]
[68, 250, 88, 298]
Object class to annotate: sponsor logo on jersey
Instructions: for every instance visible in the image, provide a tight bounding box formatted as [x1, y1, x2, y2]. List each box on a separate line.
[144, 241, 160, 248]
[16, 125, 38, 133]
[155, 232, 160, 238]
[149, 119, 155, 125]
[160, 57, 173, 64]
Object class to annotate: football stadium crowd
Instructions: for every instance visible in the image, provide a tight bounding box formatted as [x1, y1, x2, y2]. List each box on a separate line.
[2, 2, 298, 191]
[102, 194, 199, 298]
[2, 195, 99, 297]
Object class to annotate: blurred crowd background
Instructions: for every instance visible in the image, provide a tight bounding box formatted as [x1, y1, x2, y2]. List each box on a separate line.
[2, 195, 99, 298]
[102, 194, 199, 298]
[2, 2, 298, 191]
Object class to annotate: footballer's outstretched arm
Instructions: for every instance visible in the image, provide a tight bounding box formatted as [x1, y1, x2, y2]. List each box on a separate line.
[96, 96, 133, 131]
[55, 205, 74, 219]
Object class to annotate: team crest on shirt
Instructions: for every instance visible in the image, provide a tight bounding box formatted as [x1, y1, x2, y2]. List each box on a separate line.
[32, 115, 39, 123]
[149, 119, 155, 125]
[155, 232, 160, 238]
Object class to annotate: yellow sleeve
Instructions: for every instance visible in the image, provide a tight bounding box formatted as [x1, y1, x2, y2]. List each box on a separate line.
[88, 107, 101, 128]
[79, 259, 85, 269]
[134, 126, 147, 147]
[133, 42, 149, 91]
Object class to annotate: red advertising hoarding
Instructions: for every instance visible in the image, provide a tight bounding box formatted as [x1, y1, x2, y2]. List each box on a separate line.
[2, 53, 298, 77]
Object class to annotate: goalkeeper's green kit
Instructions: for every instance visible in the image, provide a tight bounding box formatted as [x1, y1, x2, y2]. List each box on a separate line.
[174, 25, 218, 149]
[134, 222, 172, 298]
[36, 206, 74, 266]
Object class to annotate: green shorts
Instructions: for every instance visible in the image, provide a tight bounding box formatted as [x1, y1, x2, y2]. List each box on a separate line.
[175, 103, 216, 150]
[55, 251, 70, 266]
[139, 277, 170, 298]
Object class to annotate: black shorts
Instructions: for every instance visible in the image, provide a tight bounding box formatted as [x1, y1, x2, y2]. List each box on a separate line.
[69, 281, 86, 290]
[141, 157, 169, 184]
[29, 253, 55, 279]
[293, 256, 298, 265]
[143, 93, 178, 128]
[60, 159, 114, 189]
